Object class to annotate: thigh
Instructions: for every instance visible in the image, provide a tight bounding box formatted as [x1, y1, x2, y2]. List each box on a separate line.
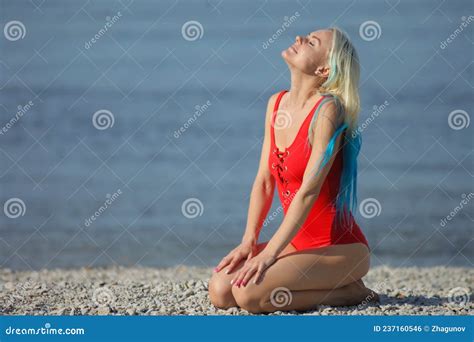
[211, 241, 297, 285]
[234, 242, 370, 294]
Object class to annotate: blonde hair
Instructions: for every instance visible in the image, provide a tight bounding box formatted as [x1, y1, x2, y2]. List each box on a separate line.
[305, 26, 363, 228]
[308, 26, 361, 146]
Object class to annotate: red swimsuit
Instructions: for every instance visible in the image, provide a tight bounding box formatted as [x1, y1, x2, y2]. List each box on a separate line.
[268, 90, 370, 251]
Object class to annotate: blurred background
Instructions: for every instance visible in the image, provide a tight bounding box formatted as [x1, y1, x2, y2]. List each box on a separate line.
[0, 0, 472, 270]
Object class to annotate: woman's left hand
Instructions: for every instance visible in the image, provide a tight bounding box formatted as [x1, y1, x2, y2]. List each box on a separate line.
[230, 250, 277, 287]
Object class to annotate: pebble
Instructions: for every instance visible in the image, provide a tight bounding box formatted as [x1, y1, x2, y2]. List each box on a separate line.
[0, 265, 472, 316]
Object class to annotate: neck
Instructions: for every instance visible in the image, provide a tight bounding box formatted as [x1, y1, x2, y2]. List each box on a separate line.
[287, 68, 325, 110]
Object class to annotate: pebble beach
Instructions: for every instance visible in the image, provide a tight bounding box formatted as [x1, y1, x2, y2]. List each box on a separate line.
[1, 265, 472, 316]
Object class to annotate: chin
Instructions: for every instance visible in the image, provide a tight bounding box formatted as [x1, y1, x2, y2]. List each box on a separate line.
[282, 53, 298, 68]
[281, 49, 294, 63]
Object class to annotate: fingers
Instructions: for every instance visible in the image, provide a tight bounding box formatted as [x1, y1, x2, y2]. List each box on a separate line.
[240, 267, 257, 287]
[231, 264, 256, 287]
[214, 255, 231, 273]
[230, 265, 244, 286]
[253, 265, 263, 284]
[230, 268, 244, 287]
[226, 256, 241, 274]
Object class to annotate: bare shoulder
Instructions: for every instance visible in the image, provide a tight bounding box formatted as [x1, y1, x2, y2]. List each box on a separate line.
[267, 92, 281, 111]
[264, 92, 282, 124]
[316, 95, 345, 128]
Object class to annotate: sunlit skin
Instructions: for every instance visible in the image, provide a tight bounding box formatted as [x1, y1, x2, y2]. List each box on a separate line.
[208, 29, 378, 313]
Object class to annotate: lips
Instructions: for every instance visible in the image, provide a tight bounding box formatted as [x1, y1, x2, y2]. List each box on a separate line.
[291, 45, 298, 53]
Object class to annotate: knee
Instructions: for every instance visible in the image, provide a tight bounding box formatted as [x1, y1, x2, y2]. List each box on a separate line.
[208, 275, 236, 310]
[231, 286, 265, 314]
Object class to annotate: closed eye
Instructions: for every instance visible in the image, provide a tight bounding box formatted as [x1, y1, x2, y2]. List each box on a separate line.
[307, 33, 320, 47]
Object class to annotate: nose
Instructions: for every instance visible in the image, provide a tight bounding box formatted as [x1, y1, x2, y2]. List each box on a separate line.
[295, 35, 303, 44]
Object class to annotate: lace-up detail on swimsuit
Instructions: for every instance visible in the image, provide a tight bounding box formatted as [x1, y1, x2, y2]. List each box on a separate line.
[267, 89, 370, 251]
[271, 148, 291, 197]
[269, 90, 326, 200]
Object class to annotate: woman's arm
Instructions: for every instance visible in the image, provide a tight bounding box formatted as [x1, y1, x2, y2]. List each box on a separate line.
[264, 100, 345, 258]
[241, 93, 279, 245]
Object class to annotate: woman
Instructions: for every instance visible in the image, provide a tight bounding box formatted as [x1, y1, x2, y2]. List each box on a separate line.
[209, 27, 379, 314]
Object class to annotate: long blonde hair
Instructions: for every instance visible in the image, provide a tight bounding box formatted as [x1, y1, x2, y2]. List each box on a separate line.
[308, 26, 361, 146]
[306, 26, 363, 229]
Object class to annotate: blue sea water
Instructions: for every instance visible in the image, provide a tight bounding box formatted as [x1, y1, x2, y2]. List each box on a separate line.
[0, 0, 472, 270]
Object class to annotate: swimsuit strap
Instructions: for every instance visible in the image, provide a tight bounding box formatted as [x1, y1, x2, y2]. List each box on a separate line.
[270, 90, 288, 146]
[307, 94, 346, 138]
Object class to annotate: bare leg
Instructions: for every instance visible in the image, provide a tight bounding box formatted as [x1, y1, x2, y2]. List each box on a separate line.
[208, 241, 297, 309]
[259, 279, 380, 313]
[231, 242, 378, 313]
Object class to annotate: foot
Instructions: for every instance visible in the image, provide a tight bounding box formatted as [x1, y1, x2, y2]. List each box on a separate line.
[348, 279, 380, 305]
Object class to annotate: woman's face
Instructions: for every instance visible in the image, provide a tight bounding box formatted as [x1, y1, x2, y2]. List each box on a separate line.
[282, 29, 333, 76]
